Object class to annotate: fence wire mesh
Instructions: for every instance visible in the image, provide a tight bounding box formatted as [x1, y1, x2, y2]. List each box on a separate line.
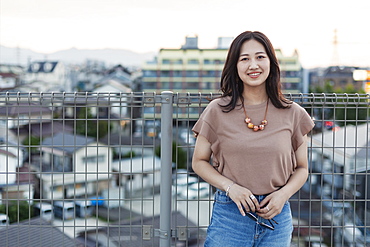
[0, 92, 369, 247]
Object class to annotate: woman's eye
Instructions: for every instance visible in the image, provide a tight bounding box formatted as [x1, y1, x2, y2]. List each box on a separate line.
[241, 57, 249, 61]
[257, 56, 265, 59]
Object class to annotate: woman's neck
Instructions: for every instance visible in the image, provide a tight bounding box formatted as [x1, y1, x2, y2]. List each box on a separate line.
[242, 90, 268, 105]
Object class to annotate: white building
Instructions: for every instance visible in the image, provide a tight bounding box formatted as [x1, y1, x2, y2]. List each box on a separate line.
[36, 132, 113, 199]
[25, 61, 71, 92]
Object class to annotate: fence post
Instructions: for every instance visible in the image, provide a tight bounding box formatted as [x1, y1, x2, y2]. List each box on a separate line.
[159, 91, 173, 247]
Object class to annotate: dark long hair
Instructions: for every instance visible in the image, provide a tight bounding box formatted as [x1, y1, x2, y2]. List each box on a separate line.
[220, 31, 291, 112]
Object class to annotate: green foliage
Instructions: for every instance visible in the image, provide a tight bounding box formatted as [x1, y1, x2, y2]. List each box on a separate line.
[122, 151, 137, 159]
[22, 135, 41, 153]
[155, 142, 187, 170]
[0, 201, 32, 223]
[75, 107, 112, 139]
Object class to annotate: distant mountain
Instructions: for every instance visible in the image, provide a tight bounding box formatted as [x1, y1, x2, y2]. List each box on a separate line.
[0, 45, 156, 68]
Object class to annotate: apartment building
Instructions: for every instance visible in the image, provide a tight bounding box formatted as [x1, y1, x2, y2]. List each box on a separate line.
[141, 36, 303, 94]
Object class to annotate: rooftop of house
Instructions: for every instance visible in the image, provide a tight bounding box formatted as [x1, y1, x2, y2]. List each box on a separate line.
[41, 132, 96, 154]
[27, 61, 59, 73]
[0, 103, 52, 117]
[0, 217, 83, 247]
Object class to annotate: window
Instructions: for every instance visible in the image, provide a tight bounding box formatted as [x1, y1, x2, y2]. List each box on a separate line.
[143, 70, 157, 77]
[188, 59, 199, 65]
[31, 63, 40, 72]
[43, 62, 53, 72]
[202, 70, 215, 77]
[186, 71, 199, 77]
[160, 71, 170, 77]
[161, 82, 170, 89]
[162, 59, 170, 64]
[144, 82, 156, 89]
[173, 82, 182, 89]
[83, 155, 105, 164]
[187, 82, 199, 89]
[173, 70, 182, 77]
[173, 59, 183, 65]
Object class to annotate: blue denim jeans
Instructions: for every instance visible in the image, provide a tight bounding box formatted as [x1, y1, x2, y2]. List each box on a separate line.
[204, 189, 293, 247]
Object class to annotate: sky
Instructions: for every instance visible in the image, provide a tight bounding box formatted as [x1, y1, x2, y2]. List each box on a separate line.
[1, 0, 370, 68]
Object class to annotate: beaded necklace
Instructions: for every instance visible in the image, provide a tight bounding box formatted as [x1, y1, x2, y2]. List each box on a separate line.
[242, 99, 269, 132]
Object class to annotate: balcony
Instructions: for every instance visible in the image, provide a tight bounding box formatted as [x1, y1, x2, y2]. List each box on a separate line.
[0, 92, 369, 246]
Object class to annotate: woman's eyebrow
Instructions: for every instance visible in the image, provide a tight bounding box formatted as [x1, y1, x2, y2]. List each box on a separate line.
[239, 51, 266, 56]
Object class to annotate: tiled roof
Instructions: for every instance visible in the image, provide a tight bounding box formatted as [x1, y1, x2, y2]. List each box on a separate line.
[0, 217, 83, 247]
[0, 103, 52, 117]
[41, 132, 96, 154]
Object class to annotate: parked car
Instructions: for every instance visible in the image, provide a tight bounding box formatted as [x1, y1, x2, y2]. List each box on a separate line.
[0, 214, 9, 226]
[53, 201, 75, 220]
[179, 182, 211, 199]
[75, 200, 93, 218]
[33, 202, 54, 222]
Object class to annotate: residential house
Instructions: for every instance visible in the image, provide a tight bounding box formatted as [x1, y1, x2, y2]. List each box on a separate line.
[0, 64, 25, 90]
[92, 64, 134, 132]
[75, 59, 106, 91]
[25, 61, 71, 92]
[0, 103, 53, 145]
[100, 134, 160, 198]
[34, 132, 113, 200]
[111, 156, 161, 198]
[93, 79, 132, 132]
[0, 146, 33, 205]
[0, 102, 52, 127]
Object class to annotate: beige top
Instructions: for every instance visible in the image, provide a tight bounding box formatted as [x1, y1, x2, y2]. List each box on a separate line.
[192, 96, 315, 195]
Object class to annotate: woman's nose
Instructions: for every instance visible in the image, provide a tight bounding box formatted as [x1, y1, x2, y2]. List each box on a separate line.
[249, 60, 259, 69]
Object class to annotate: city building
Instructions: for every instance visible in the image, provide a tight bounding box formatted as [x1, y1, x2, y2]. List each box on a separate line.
[276, 49, 303, 93]
[141, 36, 303, 95]
[141, 35, 304, 121]
[141, 35, 228, 94]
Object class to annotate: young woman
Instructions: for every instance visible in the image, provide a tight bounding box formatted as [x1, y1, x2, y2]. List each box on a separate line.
[192, 31, 314, 247]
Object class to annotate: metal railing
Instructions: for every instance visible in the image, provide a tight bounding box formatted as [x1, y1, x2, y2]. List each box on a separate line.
[0, 91, 369, 247]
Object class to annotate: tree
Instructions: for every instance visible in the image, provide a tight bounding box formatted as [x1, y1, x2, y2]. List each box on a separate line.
[75, 107, 112, 139]
[155, 142, 187, 170]
[22, 135, 41, 154]
[0, 201, 32, 223]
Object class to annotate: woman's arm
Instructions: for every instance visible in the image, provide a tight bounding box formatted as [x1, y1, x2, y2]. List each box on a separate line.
[192, 135, 260, 215]
[257, 134, 309, 219]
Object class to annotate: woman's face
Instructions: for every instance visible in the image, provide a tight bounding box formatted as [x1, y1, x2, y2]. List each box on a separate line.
[237, 39, 270, 89]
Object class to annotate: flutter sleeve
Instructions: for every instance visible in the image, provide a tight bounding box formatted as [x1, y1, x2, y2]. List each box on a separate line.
[292, 104, 315, 151]
[192, 102, 219, 145]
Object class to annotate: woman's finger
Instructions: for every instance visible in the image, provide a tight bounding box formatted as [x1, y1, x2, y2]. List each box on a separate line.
[249, 194, 260, 211]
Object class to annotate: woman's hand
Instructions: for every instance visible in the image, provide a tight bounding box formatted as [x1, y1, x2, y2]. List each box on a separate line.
[257, 190, 288, 219]
[227, 184, 260, 216]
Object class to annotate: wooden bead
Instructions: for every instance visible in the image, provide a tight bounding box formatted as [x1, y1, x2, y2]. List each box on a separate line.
[247, 123, 254, 129]
[253, 126, 259, 131]
[261, 120, 268, 125]
[245, 118, 251, 124]
[259, 125, 265, 130]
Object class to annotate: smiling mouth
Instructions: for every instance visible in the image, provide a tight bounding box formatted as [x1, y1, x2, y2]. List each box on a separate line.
[248, 72, 261, 77]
